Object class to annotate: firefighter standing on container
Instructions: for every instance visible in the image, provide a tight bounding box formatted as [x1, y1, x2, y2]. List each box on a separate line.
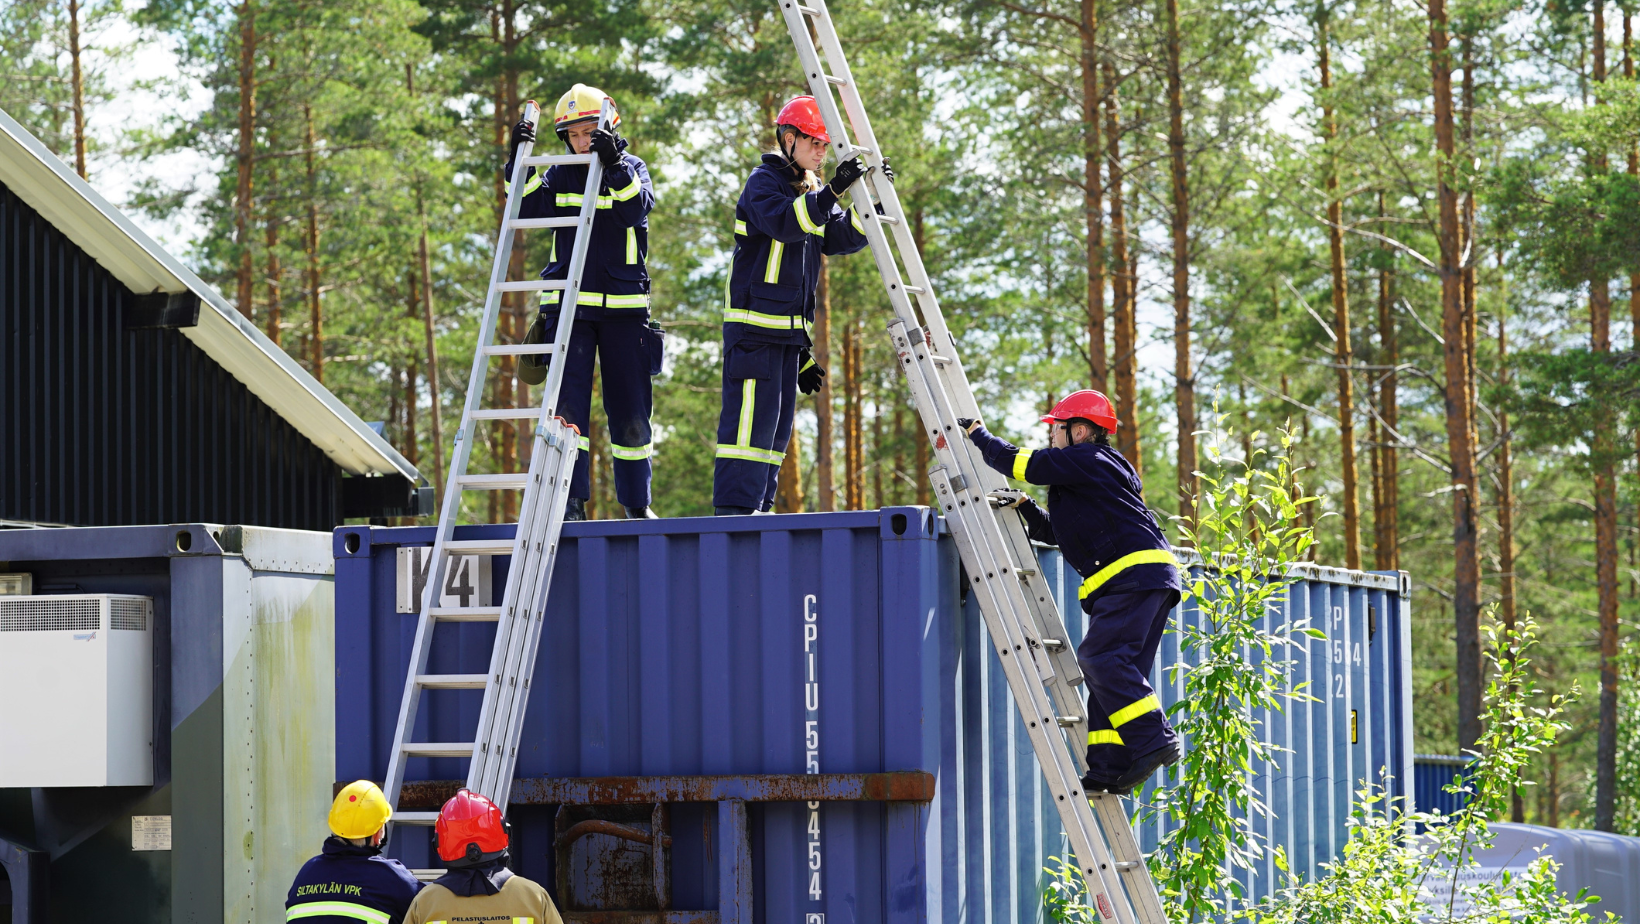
[286, 781, 423, 923]
[959, 391, 1183, 794]
[507, 84, 662, 520]
[712, 95, 889, 514]
[403, 789, 564, 924]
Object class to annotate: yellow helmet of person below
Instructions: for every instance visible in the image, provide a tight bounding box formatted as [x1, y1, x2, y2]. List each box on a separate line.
[554, 83, 620, 132]
[329, 780, 392, 839]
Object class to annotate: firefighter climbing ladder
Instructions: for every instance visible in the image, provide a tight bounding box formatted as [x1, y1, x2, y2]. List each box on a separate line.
[382, 100, 614, 829]
[775, 4, 1166, 922]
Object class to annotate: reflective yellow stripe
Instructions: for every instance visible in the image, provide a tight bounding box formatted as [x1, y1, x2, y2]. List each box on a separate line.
[1109, 694, 1161, 728]
[734, 219, 748, 236]
[626, 227, 637, 263]
[716, 444, 783, 464]
[540, 291, 650, 309]
[523, 173, 544, 196]
[737, 379, 756, 446]
[611, 443, 653, 461]
[849, 207, 864, 233]
[792, 194, 825, 235]
[1088, 729, 1125, 746]
[608, 175, 642, 201]
[286, 902, 391, 924]
[765, 240, 784, 283]
[722, 308, 803, 329]
[800, 354, 816, 372]
[556, 192, 613, 209]
[1077, 549, 1181, 600]
[577, 436, 591, 452]
[1012, 450, 1032, 482]
[514, 918, 535, 924]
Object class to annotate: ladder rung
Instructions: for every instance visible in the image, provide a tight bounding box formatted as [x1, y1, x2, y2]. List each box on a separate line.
[878, 214, 901, 225]
[496, 279, 567, 292]
[401, 742, 474, 757]
[824, 74, 849, 86]
[796, 3, 819, 13]
[1042, 638, 1065, 651]
[443, 538, 517, 553]
[520, 153, 598, 167]
[417, 673, 490, 690]
[1056, 715, 1084, 727]
[482, 343, 554, 356]
[395, 813, 439, 826]
[508, 217, 583, 230]
[427, 605, 502, 621]
[469, 408, 542, 420]
[457, 473, 530, 490]
[930, 354, 951, 364]
[904, 285, 926, 295]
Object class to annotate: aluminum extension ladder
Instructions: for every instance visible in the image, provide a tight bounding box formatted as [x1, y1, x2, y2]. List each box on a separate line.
[775, 5, 1166, 922]
[382, 100, 614, 829]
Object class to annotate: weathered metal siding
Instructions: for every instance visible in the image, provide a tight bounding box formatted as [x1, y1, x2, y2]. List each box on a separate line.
[0, 180, 342, 530]
[335, 512, 1413, 922]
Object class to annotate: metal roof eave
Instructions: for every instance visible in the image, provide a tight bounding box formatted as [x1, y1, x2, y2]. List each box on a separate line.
[0, 107, 421, 484]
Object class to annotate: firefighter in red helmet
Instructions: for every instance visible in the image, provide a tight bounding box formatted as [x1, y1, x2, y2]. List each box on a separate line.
[402, 789, 564, 924]
[711, 95, 892, 514]
[959, 390, 1183, 794]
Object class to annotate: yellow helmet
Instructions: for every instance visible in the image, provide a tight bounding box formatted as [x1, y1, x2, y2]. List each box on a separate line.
[329, 780, 392, 839]
[554, 83, 619, 133]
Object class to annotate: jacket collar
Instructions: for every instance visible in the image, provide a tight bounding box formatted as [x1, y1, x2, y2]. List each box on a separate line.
[321, 835, 382, 858]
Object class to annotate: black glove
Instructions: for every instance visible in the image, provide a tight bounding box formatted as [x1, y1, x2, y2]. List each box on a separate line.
[798, 350, 827, 395]
[956, 417, 983, 435]
[827, 155, 868, 196]
[880, 156, 895, 184]
[509, 117, 536, 164]
[988, 489, 1028, 509]
[589, 128, 621, 167]
[517, 313, 551, 386]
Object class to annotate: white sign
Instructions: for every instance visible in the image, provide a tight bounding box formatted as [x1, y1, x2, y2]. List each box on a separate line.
[396, 547, 493, 613]
[132, 815, 171, 851]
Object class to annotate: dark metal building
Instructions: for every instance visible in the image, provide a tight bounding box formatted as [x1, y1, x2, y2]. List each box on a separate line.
[0, 109, 426, 530]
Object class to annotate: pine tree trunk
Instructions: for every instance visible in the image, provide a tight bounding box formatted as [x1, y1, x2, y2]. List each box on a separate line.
[1375, 192, 1400, 571]
[847, 320, 865, 509]
[303, 104, 322, 383]
[1496, 306, 1524, 822]
[893, 405, 906, 506]
[234, 0, 257, 318]
[1164, 0, 1196, 528]
[1461, 38, 1480, 476]
[872, 378, 885, 508]
[67, 0, 87, 179]
[776, 431, 805, 512]
[1319, 7, 1361, 569]
[814, 256, 836, 511]
[1628, 15, 1640, 505]
[405, 359, 419, 469]
[499, 5, 523, 520]
[417, 196, 445, 499]
[1429, 0, 1482, 751]
[265, 128, 281, 346]
[1081, 0, 1107, 392]
[1590, 0, 1622, 833]
[1105, 66, 1142, 470]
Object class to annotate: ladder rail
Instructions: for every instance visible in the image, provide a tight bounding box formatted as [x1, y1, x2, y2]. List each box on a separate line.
[776, 3, 1166, 921]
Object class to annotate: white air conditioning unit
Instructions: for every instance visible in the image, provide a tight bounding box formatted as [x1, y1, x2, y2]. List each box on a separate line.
[0, 594, 153, 787]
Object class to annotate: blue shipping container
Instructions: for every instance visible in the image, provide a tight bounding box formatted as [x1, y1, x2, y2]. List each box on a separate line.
[333, 509, 1411, 922]
[1413, 755, 1472, 818]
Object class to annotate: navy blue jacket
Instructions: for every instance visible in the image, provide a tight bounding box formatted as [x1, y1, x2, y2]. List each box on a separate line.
[286, 836, 423, 924]
[506, 141, 656, 321]
[725, 154, 869, 348]
[968, 425, 1180, 605]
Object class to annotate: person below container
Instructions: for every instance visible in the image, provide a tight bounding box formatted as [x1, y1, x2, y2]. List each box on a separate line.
[959, 390, 1183, 794]
[711, 95, 892, 515]
[402, 789, 564, 924]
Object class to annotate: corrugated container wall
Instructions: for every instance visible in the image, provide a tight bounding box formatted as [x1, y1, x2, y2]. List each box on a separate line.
[0, 180, 343, 530]
[0, 524, 337, 924]
[1413, 756, 1472, 817]
[335, 510, 1411, 922]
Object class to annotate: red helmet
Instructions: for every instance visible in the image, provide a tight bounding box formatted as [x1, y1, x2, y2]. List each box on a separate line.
[434, 789, 509, 865]
[775, 96, 830, 143]
[1041, 390, 1118, 432]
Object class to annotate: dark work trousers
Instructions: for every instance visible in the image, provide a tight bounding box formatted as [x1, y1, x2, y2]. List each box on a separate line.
[711, 341, 801, 510]
[1078, 587, 1181, 779]
[552, 315, 657, 508]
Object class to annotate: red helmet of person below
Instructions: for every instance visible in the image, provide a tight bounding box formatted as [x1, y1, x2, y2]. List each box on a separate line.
[1041, 390, 1118, 433]
[775, 96, 830, 143]
[434, 789, 509, 865]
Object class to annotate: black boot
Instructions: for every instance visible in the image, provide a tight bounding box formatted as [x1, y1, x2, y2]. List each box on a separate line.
[624, 505, 659, 519]
[564, 498, 587, 521]
[1105, 741, 1182, 795]
[714, 505, 755, 516]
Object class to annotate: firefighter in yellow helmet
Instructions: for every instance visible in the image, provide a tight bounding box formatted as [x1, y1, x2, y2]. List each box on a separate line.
[285, 781, 423, 923]
[507, 83, 661, 520]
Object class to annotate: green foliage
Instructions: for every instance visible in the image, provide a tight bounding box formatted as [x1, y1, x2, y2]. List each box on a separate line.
[1253, 616, 1585, 924]
[1141, 417, 1323, 921]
